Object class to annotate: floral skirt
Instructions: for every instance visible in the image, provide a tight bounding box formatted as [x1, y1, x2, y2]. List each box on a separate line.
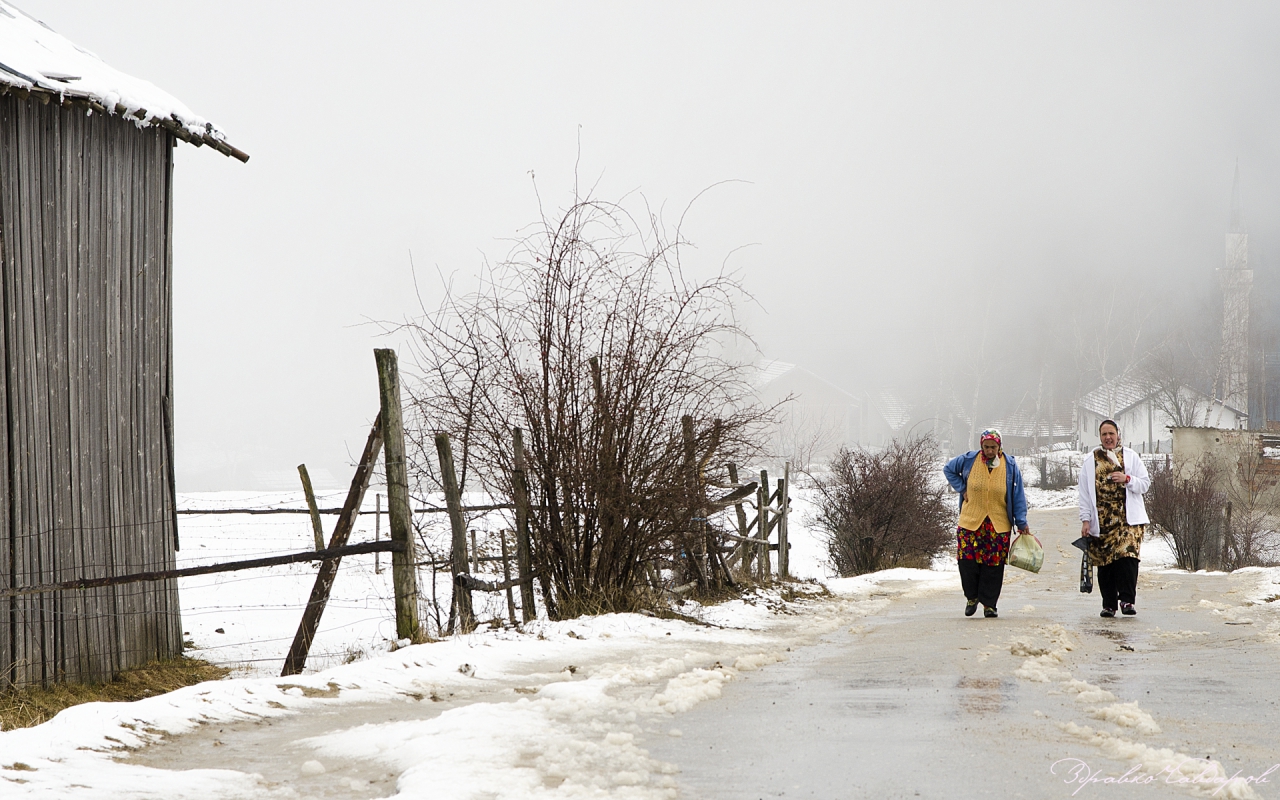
[957, 517, 1010, 566]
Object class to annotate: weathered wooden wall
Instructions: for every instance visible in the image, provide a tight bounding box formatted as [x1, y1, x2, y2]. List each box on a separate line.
[0, 95, 181, 688]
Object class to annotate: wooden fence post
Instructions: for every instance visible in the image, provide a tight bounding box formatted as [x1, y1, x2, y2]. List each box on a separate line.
[778, 464, 790, 579]
[281, 415, 383, 676]
[375, 348, 421, 643]
[436, 432, 475, 633]
[500, 530, 517, 625]
[512, 427, 536, 622]
[375, 493, 382, 575]
[758, 468, 771, 583]
[727, 462, 750, 577]
[297, 464, 326, 551]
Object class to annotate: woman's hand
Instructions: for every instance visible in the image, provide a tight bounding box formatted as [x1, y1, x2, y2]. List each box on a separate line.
[1108, 472, 1128, 484]
[1081, 520, 1090, 536]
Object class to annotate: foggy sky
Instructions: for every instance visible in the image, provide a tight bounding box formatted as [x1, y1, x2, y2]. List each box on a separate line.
[16, 1, 1280, 488]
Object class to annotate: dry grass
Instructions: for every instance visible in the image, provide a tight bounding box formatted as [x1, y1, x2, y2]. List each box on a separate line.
[0, 656, 229, 732]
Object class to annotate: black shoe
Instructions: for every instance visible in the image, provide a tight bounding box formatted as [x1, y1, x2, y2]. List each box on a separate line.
[983, 606, 997, 618]
[1120, 602, 1136, 616]
[1100, 608, 1116, 618]
[965, 599, 978, 617]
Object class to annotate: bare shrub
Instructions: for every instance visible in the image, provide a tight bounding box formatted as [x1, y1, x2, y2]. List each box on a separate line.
[1221, 440, 1280, 569]
[811, 436, 953, 576]
[1035, 455, 1077, 490]
[404, 191, 770, 617]
[1147, 456, 1225, 571]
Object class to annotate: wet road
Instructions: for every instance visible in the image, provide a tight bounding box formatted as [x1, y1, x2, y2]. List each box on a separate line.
[645, 508, 1280, 800]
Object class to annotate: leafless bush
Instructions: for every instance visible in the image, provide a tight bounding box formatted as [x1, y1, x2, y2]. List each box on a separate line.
[811, 436, 953, 576]
[1035, 455, 1076, 490]
[403, 191, 771, 617]
[1221, 440, 1280, 569]
[1147, 456, 1225, 571]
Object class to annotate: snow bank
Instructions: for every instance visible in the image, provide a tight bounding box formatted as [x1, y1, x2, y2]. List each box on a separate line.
[0, 576, 875, 798]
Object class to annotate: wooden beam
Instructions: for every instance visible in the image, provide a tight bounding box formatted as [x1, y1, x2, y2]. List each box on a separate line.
[0, 540, 402, 600]
[281, 415, 383, 676]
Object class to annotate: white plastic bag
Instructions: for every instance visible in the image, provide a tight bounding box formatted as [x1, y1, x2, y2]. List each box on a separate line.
[1008, 532, 1044, 573]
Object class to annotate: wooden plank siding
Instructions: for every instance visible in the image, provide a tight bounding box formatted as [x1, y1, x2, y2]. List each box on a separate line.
[0, 95, 181, 689]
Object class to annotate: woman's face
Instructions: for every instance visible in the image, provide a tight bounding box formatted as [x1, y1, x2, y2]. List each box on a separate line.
[1099, 424, 1119, 449]
[981, 439, 1000, 459]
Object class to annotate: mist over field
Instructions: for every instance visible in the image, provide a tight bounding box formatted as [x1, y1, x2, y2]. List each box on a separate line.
[16, 1, 1280, 485]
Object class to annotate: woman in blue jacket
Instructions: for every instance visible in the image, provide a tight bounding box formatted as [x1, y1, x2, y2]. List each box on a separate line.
[942, 429, 1030, 618]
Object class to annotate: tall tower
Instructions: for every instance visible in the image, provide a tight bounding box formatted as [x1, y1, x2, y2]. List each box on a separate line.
[1220, 162, 1252, 425]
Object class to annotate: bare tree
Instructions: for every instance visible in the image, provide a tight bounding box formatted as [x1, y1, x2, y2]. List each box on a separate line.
[1147, 456, 1226, 571]
[403, 190, 772, 617]
[1139, 330, 1218, 428]
[1222, 438, 1280, 569]
[811, 436, 953, 576]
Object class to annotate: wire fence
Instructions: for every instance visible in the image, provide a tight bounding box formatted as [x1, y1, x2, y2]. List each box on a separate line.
[170, 490, 521, 677]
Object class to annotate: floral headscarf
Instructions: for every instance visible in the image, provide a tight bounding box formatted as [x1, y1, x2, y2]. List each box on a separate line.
[979, 428, 1002, 462]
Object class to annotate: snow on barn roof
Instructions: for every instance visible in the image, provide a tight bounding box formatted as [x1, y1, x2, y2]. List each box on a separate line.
[0, 2, 247, 161]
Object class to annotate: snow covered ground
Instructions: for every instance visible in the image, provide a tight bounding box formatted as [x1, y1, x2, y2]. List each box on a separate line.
[0, 494, 1272, 798]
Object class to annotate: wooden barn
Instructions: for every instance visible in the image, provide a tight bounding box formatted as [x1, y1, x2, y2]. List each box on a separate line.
[0, 6, 245, 688]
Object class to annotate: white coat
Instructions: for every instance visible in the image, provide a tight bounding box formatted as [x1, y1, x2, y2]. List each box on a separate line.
[1077, 447, 1151, 538]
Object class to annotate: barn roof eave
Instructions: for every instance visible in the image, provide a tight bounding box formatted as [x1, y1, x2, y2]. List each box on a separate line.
[0, 84, 249, 163]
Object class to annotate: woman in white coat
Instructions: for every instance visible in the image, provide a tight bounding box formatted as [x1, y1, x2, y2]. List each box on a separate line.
[1078, 419, 1151, 618]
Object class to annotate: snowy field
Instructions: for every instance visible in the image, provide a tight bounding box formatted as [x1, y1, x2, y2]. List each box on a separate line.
[172, 486, 837, 678]
[171, 480, 1126, 679]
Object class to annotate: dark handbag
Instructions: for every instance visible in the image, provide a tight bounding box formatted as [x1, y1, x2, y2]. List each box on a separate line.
[1079, 548, 1093, 594]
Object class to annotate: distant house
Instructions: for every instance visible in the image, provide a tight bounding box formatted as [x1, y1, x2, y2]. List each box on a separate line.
[0, 6, 245, 688]
[755, 360, 862, 467]
[991, 405, 1074, 453]
[1075, 375, 1244, 454]
[865, 389, 912, 447]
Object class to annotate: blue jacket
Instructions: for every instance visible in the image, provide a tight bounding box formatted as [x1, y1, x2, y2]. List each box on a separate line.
[943, 451, 1028, 531]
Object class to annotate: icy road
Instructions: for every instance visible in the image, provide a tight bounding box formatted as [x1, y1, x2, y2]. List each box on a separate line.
[648, 507, 1280, 799]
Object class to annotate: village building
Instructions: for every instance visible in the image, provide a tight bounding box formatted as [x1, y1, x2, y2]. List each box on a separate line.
[1075, 374, 1244, 454]
[0, 5, 244, 688]
[1075, 167, 1264, 451]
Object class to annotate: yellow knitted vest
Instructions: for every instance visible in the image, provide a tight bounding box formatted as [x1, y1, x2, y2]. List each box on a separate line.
[958, 455, 1011, 533]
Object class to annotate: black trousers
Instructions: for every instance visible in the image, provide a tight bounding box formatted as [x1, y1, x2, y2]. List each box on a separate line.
[1096, 556, 1140, 609]
[958, 559, 1005, 608]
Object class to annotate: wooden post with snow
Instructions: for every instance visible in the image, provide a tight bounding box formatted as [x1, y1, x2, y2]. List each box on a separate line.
[437, 432, 476, 633]
[511, 427, 537, 622]
[298, 464, 326, 551]
[375, 348, 421, 643]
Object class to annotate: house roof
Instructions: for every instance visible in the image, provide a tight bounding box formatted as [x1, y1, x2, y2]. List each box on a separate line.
[1079, 374, 1246, 419]
[0, 3, 247, 161]
[754, 359, 861, 404]
[872, 390, 911, 430]
[1078, 375, 1151, 417]
[991, 407, 1073, 439]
